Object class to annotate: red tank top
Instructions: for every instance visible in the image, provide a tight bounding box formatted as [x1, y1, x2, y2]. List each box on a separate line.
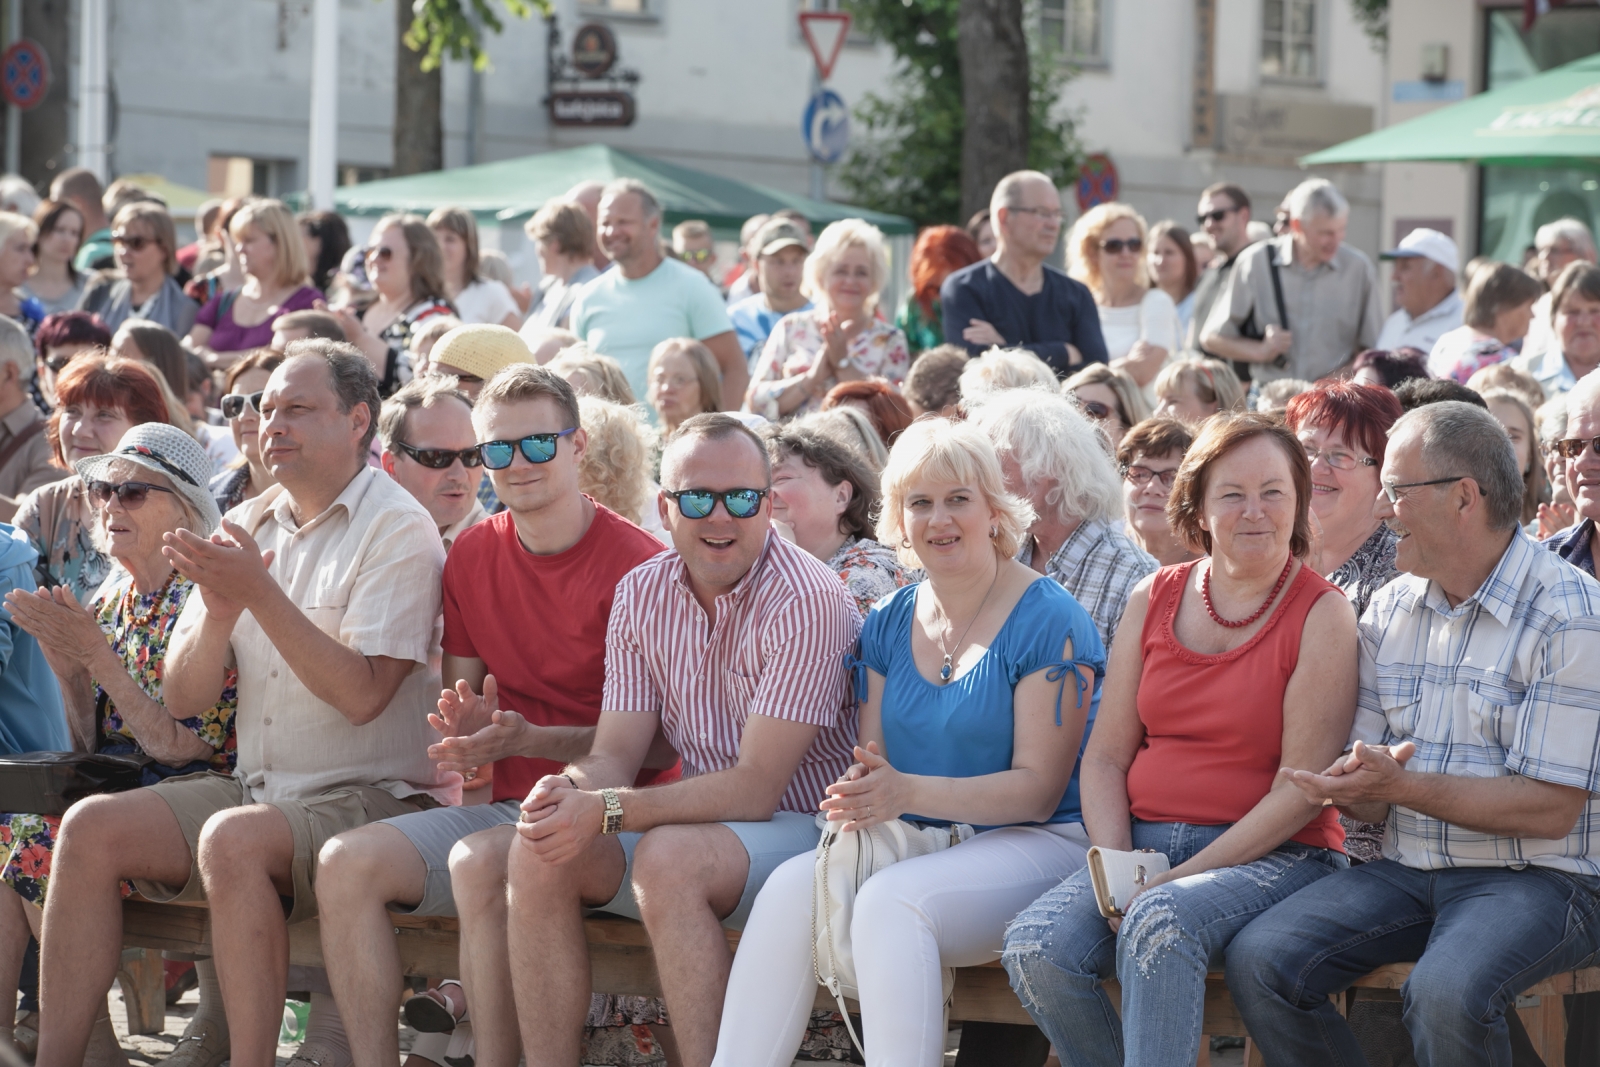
[1125, 560, 1345, 852]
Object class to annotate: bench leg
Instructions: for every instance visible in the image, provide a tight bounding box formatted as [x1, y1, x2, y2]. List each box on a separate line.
[116, 947, 166, 1036]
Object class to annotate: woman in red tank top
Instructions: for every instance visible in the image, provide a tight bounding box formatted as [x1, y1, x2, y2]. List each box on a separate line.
[1001, 414, 1359, 1067]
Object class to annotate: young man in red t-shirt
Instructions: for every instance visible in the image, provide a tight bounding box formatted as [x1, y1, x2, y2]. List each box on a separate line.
[314, 365, 671, 1067]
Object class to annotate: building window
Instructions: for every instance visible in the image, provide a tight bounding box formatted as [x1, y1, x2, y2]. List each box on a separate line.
[339, 165, 391, 187]
[207, 156, 297, 198]
[1041, 0, 1106, 66]
[1261, 0, 1317, 81]
[578, 0, 654, 17]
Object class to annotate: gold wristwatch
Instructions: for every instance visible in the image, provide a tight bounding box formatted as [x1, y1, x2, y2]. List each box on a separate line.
[599, 788, 624, 835]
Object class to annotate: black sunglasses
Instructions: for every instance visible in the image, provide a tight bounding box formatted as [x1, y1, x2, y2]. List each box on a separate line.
[220, 391, 264, 420]
[1553, 436, 1600, 460]
[1197, 207, 1237, 226]
[1100, 238, 1142, 255]
[396, 441, 484, 470]
[478, 428, 577, 470]
[88, 479, 177, 509]
[112, 232, 159, 252]
[664, 487, 769, 520]
[1079, 399, 1113, 421]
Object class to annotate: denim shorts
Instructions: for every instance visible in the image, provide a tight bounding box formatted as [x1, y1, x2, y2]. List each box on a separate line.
[382, 799, 522, 916]
[595, 810, 823, 931]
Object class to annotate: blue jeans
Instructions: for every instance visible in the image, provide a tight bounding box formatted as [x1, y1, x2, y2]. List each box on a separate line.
[1000, 820, 1345, 1067]
[1225, 859, 1600, 1067]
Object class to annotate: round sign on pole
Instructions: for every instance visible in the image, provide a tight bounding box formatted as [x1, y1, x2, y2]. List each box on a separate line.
[802, 88, 849, 165]
[1075, 153, 1119, 212]
[1, 40, 49, 111]
[570, 22, 617, 79]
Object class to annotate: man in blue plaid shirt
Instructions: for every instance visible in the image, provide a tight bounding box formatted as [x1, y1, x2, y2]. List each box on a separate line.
[1226, 401, 1600, 1067]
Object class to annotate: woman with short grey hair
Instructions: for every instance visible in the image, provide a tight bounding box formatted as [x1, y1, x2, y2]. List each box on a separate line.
[967, 389, 1157, 647]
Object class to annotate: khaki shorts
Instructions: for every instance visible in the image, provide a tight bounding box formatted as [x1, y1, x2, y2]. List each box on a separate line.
[133, 771, 429, 924]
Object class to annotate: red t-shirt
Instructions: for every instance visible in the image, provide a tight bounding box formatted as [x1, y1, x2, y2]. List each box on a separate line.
[441, 502, 674, 802]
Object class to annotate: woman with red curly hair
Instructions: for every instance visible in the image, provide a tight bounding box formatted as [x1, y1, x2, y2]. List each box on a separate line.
[895, 225, 981, 354]
[822, 377, 914, 448]
[12, 354, 172, 602]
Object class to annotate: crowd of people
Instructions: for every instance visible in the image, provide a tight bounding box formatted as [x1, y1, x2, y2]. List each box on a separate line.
[0, 160, 1597, 1067]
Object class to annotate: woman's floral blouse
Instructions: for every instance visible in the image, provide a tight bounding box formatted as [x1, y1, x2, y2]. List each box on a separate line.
[748, 311, 910, 420]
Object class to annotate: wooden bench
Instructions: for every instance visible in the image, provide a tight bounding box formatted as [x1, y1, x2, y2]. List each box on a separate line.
[118, 899, 1597, 1065]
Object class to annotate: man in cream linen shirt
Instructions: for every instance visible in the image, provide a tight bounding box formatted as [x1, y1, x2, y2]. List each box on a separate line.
[33, 340, 454, 1067]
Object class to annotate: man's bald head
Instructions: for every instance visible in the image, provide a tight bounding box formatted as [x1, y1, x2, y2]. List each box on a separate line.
[991, 170, 1057, 216]
[565, 181, 605, 222]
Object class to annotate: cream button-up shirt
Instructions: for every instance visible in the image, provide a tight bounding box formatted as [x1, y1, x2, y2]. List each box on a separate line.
[186, 465, 456, 806]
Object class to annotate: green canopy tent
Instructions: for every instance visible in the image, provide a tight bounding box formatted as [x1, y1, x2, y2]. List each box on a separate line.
[1300, 53, 1600, 166]
[325, 143, 914, 236]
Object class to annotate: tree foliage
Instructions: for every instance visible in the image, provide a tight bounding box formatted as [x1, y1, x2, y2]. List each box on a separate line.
[403, 0, 549, 72]
[839, 0, 1083, 227]
[1347, 0, 1388, 48]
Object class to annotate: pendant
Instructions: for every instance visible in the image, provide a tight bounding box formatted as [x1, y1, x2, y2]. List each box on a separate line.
[939, 655, 953, 683]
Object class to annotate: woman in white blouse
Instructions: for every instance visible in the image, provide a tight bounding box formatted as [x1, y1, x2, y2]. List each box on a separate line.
[1069, 203, 1180, 395]
[427, 207, 522, 329]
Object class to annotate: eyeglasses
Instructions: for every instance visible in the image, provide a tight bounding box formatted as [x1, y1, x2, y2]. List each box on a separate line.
[88, 479, 177, 509]
[115, 443, 199, 487]
[1381, 476, 1466, 504]
[112, 233, 158, 252]
[366, 246, 396, 263]
[1010, 207, 1065, 223]
[1197, 207, 1237, 226]
[478, 428, 577, 470]
[1100, 238, 1143, 255]
[679, 248, 713, 264]
[1553, 436, 1600, 459]
[664, 487, 769, 519]
[1122, 465, 1179, 489]
[44, 351, 77, 373]
[1303, 444, 1378, 471]
[220, 391, 264, 420]
[396, 441, 484, 470]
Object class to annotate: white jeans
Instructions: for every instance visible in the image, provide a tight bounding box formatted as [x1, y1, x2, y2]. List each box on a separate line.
[712, 823, 1091, 1067]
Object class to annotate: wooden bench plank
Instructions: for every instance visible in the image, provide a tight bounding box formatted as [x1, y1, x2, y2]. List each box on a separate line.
[116, 899, 1600, 1039]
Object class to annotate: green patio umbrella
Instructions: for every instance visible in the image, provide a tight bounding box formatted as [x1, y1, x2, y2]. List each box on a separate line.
[325, 143, 914, 236]
[1301, 53, 1600, 167]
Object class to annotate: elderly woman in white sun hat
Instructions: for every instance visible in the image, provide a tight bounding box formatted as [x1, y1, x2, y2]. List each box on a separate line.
[0, 421, 236, 1065]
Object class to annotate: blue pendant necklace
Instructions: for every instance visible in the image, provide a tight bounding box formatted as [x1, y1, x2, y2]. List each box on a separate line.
[934, 563, 1002, 684]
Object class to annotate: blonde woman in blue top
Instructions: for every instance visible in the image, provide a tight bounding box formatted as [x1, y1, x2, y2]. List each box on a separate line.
[711, 417, 1105, 1067]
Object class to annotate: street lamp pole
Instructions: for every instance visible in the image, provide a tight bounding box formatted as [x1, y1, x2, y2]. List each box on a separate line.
[307, 0, 339, 210]
[77, 0, 107, 180]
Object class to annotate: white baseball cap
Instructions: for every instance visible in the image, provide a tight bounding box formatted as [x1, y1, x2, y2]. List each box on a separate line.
[1380, 228, 1459, 275]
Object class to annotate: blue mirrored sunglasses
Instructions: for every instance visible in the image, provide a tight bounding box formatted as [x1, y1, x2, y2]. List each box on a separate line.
[477, 428, 577, 470]
[664, 487, 769, 519]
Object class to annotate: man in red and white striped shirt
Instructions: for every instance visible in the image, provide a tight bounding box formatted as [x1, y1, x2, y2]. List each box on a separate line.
[509, 413, 860, 1067]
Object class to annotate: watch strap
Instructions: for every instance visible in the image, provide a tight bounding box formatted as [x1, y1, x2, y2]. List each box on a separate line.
[600, 787, 624, 835]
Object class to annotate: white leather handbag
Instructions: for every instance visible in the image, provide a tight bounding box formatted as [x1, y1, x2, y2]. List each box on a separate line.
[1086, 846, 1172, 919]
[811, 815, 975, 1054]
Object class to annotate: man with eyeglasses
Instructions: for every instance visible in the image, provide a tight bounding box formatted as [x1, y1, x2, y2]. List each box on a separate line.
[497, 412, 858, 1067]
[940, 169, 1108, 376]
[375, 375, 486, 551]
[315, 364, 672, 1067]
[33, 340, 454, 1067]
[1519, 218, 1597, 366]
[1202, 178, 1381, 386]
[1186, 182, 1255, 358]
[1229, 400, 1600, 1067]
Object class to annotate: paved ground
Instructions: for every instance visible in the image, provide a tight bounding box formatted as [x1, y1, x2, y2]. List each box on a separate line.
[105, 986, 1247, 1067]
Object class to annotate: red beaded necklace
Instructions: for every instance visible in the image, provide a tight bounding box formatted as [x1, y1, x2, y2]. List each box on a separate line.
[1202, 556, 1293, 629]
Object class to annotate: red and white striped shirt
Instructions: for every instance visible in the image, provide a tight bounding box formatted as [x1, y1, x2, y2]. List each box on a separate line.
[604, 531, 861, 814]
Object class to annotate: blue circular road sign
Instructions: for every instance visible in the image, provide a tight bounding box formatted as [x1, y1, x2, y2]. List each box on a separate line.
[802, 89, 850, 165]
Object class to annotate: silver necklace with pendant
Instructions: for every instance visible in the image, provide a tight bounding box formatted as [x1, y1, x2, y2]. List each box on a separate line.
[933, 564, 1002, 684]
